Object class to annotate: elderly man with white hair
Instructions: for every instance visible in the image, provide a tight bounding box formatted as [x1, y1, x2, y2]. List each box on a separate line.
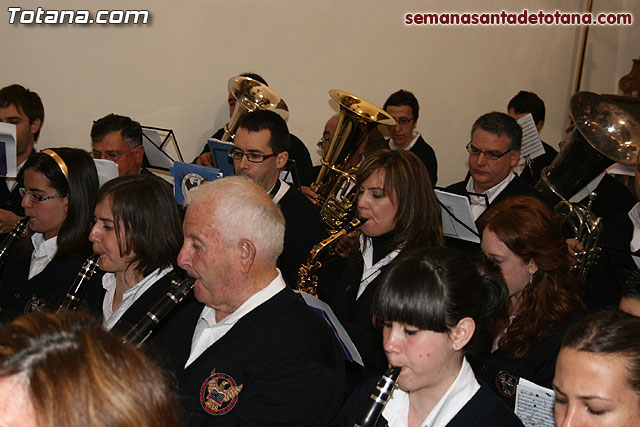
[154, 176, 345, 426]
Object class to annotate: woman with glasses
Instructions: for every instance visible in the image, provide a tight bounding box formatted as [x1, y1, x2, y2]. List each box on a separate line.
[477, 196, 585, 408]
[0, 148, 98, 322]
[83, 174, 183, 335]
[324, 149, 443, 388]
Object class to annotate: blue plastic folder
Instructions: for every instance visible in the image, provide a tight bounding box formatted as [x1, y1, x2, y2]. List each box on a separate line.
[207, 138, 235, 177]
[170, 162, 223, 205]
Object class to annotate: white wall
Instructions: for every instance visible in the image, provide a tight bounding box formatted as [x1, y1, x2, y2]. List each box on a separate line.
[2, 0, 636, 186]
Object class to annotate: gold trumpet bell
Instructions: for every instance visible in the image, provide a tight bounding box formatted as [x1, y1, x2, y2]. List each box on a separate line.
[313, 90, 396, 233]
[222, 76, 289, 141]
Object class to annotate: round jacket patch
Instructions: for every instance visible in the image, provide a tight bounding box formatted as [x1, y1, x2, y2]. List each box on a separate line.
[200, 369, 243, 415]
[496, 370, 519, 399]
[24, 297, 47, 314]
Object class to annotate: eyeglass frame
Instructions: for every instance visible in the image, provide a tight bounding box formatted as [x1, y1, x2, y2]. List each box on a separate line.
[19, 188, 69, 203]
[394, 117, 414, 126]
[316, 133, 332, 148]
[89, 145, 139, 162]
[228, 149, 285, 164]
[465, 142, 512, 161]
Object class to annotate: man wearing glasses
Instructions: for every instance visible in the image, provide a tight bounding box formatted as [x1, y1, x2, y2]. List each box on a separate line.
[230, 109, 326, 288]
[383, 89, 438, 185]
[90, 113, 146, 177]
[447, 112, 537, 222]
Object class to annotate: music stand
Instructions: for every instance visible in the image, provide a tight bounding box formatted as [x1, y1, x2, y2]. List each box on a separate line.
[141, 126, 184, 172]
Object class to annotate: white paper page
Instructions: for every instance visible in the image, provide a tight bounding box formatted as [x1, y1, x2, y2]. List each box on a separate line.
[295, 290, 363, 366]
[435, 189, 480, 243]
[517, 113, 545, 166]
[0, 122, 17, 178]
[515, 377, 555, 427]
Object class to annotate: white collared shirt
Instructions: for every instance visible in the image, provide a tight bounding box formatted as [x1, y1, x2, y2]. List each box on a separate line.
[357, 235, 402, 299]
[28, 234, 58, 279]
[102, 266, 173, 330]
[388, 131, 420, 152]
[382, 357, 480, 427]
[466, 172, 516, 220]
[6, 156, 30, 192]
[185, 270, 286, 368]
[628, 202, 640, 269]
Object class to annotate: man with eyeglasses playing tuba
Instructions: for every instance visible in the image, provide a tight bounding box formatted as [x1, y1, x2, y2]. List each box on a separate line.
[229, 109, 326, 288]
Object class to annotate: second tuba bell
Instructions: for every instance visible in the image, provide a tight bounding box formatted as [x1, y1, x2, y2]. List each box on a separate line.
[312, 90, 396, 233]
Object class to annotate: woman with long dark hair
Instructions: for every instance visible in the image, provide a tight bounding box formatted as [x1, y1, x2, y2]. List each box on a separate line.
[341, 248, 522, 426]
[0, 148, 98, 321]
[84, 174, 183, 334]
[478, 195, 585, 406]
[326, 149, 443, 380]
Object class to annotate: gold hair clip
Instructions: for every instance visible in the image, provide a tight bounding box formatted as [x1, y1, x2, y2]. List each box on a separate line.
[42, 149, 69, 180]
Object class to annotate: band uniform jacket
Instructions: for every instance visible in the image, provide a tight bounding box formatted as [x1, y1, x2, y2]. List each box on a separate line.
[81, 272, 187, 339]
[340, 381, 524, 427]
[277, 184, 327, 288]
[584, 210, 638, 311]
[398, 135, 438, 186]
[153, 286, 346, 426]
[0, 239, 89, 322]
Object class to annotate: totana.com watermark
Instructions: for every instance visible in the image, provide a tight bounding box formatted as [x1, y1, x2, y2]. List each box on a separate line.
[7, 7, 150, 25]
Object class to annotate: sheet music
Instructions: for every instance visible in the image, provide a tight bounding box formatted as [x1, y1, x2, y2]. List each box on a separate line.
[0, 122, 17, 178]
[516, 113, 545, 166]
[515, 378, 555, 427]
[294, 290, 363, 366]
[435, 190, 480, 243]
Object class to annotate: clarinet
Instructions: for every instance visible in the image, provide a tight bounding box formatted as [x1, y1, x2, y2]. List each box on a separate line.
[0, 217, 29, 268]
[57, 254, 100, 311]
[121, 275, 195, 347]
[354, 366, 401, 427]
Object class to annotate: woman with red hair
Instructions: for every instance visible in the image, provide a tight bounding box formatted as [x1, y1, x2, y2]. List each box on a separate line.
[477, 195, 585, 407]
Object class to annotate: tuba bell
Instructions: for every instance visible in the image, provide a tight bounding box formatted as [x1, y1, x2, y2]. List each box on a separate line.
[312, 90, 396, 233]
[222, 76, 289, 142]
[535, 91, 640, 278]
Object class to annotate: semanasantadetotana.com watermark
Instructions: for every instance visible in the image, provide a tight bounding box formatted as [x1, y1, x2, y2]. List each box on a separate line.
[7, 7, 150, 25]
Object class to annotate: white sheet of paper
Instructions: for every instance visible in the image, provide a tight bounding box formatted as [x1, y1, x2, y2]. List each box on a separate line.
[435, 189, 480, 243]
[0, 122, 17, 178]
[295, 290, 363, 366]
[517, 113, 545, 166]
[515, 377, 555, 427]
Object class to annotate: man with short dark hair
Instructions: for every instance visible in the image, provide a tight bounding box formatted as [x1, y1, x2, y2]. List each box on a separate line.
[230, 109, 326, 287]
[0, 84, 44, 233]
[154, 176, 345, 425]
[194, 72, 313, 186]
[383, 89, 438, 185]
[447, 112, 537, 223]
[507, 90, 558, 185]
[90, 113, 145, 176]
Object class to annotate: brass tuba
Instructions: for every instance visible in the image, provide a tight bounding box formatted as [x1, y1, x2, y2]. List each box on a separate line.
[222, 76, 289, 142]
[535, 91, 640, 278]
[312, 90, 396, 233]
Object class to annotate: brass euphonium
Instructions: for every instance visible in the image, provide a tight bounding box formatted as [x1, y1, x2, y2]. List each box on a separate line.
[222, 76, 289, 142]
[312, 90, 396, 233]
[535, 91, 640, 279]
